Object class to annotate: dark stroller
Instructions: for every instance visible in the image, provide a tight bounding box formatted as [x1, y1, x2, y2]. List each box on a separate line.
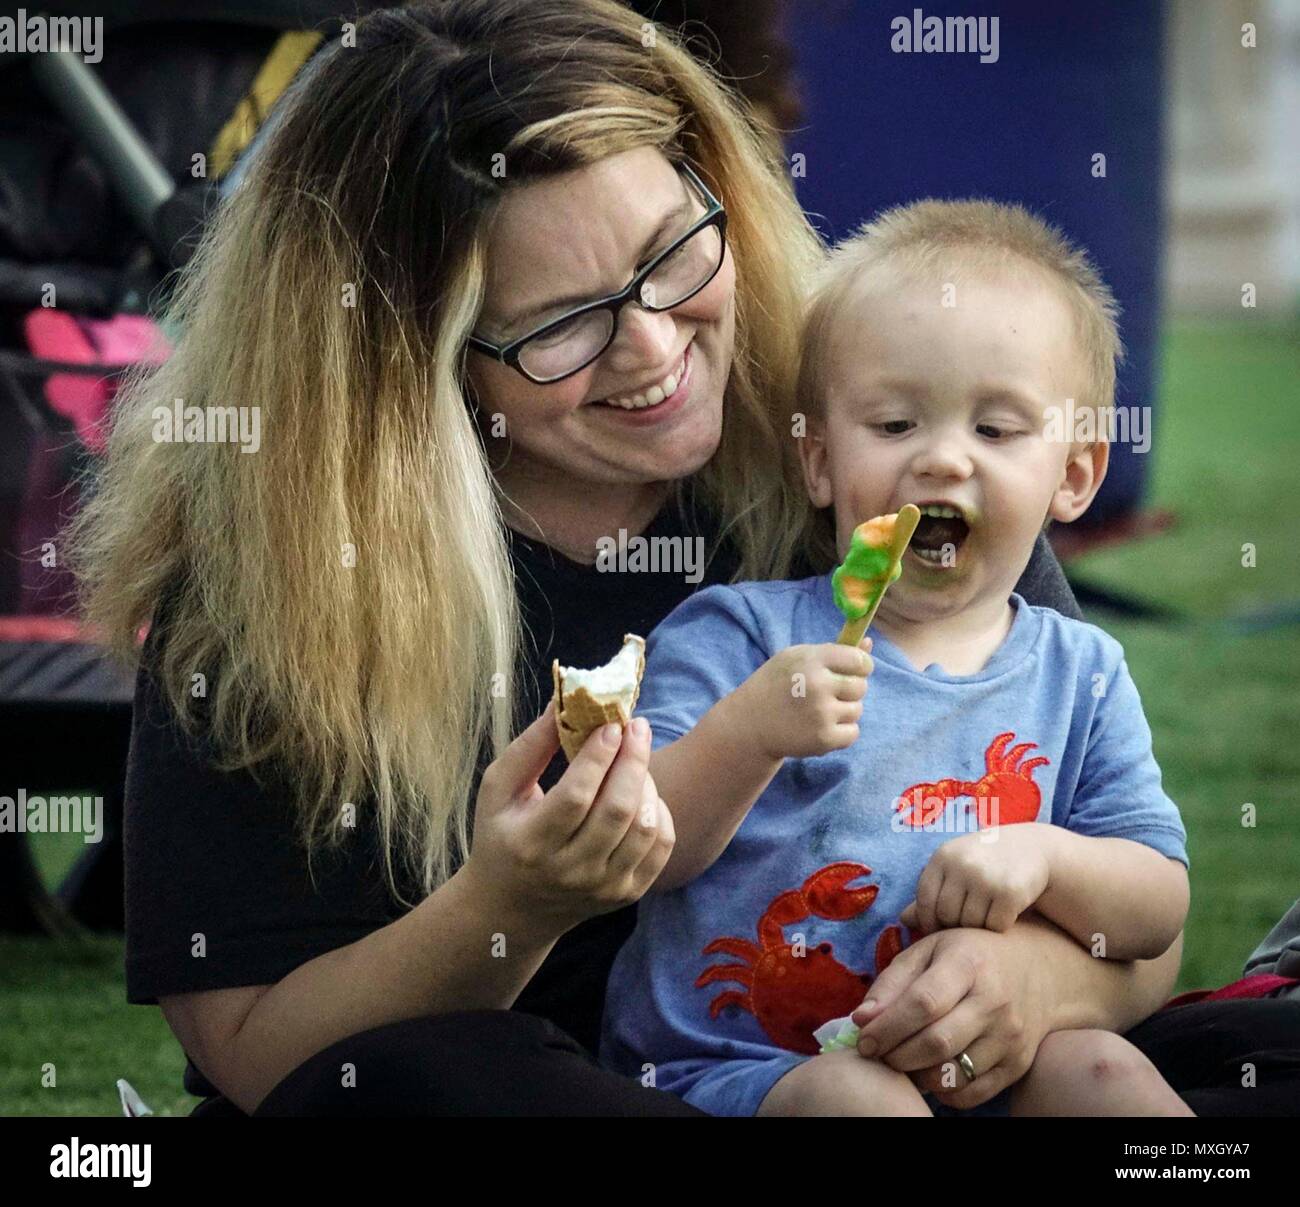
[0, 1, 383, 932]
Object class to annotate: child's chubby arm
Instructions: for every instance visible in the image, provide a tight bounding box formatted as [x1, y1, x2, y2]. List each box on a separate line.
[899, 824, 1189, 961]
[649, 638, 875, 892]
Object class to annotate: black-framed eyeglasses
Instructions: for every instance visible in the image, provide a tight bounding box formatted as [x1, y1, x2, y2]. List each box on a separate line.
[466, 161, 727, 385]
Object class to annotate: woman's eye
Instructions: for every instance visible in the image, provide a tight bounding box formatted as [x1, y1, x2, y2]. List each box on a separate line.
[651, 241, 682, 268]
[531, 315, 582, 347]
[873, 420, 914, 435]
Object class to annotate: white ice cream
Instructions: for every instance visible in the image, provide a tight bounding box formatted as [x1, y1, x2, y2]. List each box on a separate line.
[560, 636, 642, 698]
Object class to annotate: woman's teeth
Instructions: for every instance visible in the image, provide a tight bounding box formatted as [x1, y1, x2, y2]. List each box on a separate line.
[604, 350, 687, 410]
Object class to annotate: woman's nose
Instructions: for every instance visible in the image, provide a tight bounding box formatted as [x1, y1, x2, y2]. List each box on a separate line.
[603, 304, 678, 374]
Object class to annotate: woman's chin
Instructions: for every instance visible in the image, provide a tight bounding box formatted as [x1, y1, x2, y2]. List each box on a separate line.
[668, 405, 725, 473]
[624, 383, 724, 477]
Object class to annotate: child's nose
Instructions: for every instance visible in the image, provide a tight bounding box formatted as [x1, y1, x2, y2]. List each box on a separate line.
[911, 435, 974, 480]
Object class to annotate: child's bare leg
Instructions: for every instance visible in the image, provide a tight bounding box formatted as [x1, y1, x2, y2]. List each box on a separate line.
[759, 1048, 933, 1116]
[1010, 1029, 1194, 1117]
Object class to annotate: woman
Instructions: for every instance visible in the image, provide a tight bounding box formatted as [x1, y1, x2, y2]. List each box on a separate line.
[69, 0, 1297, 1117]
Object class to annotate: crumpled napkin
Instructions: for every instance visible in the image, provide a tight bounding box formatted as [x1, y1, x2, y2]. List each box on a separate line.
[813, 1014, 861, 1054]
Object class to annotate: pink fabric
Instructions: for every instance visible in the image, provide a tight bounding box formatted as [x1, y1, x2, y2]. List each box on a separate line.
[0, 615, 91, 642]
[22, 310, 169, 454]
[0, 616, 147, 644]
[1161, 973, 1298, 1012]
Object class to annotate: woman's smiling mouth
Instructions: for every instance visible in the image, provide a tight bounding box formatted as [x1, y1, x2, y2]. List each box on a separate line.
[592, 341, 694, 419]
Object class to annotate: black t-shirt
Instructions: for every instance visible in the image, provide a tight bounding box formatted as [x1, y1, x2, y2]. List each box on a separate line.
[122, 500, 1079, 1096]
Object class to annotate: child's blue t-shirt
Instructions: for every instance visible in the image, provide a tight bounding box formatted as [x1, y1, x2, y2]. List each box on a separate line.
[599, 575, 1188, 1113]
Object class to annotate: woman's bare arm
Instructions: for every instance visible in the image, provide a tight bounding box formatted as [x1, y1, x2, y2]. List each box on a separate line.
[1032, 831, 1189, 962]
[162, 863, 562, 1114]
[1023, 912, 1185, 1034]
[162, 705, 675, 1115]
[853, 910, 1185, 1108]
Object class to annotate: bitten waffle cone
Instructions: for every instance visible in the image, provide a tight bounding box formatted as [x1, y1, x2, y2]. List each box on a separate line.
[552, 633, 646, 761]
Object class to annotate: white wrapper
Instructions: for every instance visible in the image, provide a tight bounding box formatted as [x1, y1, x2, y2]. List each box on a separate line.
[813, 1014, 861, 1053]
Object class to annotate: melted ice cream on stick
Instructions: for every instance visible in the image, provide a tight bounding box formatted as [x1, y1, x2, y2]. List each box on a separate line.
[832, 504, 921, 646]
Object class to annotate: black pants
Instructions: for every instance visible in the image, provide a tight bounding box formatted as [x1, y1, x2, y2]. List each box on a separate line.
[248, 1010, 705, 1117]
[211, 997, 1300, 1117]
[1122, 997, 1300, 1116]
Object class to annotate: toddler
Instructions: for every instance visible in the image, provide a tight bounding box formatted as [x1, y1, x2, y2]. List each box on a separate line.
[600, 200, 1192, 1117]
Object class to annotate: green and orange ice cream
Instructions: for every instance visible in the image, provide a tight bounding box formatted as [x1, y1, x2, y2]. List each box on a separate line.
[833, 504, 921, 645]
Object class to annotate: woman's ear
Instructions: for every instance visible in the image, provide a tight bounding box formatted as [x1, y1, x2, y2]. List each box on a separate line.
[797, 412, 834, 509]
[1050, 438, 1109, 523]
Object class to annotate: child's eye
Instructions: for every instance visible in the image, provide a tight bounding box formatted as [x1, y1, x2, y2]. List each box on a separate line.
[872, 420, 914, 435]
[977, 422, 1018, 439]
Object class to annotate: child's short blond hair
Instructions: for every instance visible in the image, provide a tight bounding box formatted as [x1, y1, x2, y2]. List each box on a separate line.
[797, 198, 1124, 419]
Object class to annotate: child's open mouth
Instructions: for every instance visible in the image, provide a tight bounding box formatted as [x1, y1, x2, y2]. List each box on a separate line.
[909, 503, 971, 567]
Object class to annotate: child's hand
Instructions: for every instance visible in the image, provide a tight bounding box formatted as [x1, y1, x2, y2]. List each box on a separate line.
[733, 639, 874, 759]
[899, 825, 1053, 935]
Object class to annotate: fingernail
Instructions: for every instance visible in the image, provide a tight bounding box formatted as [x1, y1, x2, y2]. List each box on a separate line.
[602, 723, 621, 747]
[632, 717, 649, 740]
[858, 1037, 878, 1057]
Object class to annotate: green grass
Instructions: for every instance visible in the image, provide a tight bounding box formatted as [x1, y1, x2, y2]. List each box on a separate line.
[1068, 318, 1300, 990]
[0, 792, 190, 1117]
[2, 318, 1297, 1116]
[0, 937, 192, 1117]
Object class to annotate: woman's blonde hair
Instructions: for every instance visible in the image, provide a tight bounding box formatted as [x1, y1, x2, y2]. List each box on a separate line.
[67, 0, 825, 902]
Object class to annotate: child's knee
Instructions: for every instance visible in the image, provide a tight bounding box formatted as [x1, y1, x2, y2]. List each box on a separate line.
[761, 1049, 930, 1116]
[1032, 1028, 1154, 1090]
[844, 1052, 926, 1104]
[832, 1051, 931, 1115]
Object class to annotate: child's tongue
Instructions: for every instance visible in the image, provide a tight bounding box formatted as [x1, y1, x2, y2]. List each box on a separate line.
[912, 514, 969, 552]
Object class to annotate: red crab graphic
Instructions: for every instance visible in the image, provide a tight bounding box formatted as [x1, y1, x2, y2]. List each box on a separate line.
[696, 861, 907, 1055]
[894, 731, 1049, 829]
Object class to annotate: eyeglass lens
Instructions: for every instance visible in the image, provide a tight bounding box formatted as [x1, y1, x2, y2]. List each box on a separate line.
[517, 222, 723, 383]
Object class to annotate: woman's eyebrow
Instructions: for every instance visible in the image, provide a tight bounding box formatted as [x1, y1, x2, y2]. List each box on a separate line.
[504, 196, 694, 330]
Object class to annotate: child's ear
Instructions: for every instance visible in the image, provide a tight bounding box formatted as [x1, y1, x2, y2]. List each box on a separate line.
[797, 411, 834, 509]
[1050, 439, 1109, 523]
